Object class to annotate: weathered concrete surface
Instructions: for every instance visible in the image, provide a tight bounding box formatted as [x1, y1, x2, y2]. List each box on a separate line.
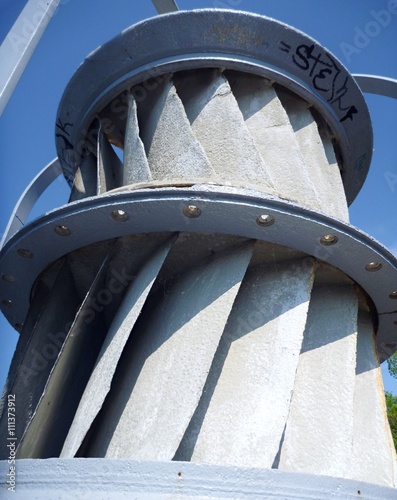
[278, 91, 349, 221]
[69, 151, 97, 201]
[279, 284, 358, 478]
[17, 251, 114, 458]
[123, 93, 152, 184]
[0, 262, 80, 460]
[138, 80, 214, 180]
[97, 125, 123, 193]
[351, 310, 397, 487]
[177, 258, 315, 467]
[61, 238, 174, 458]
[176, 70, 274, 191]
[87, 243, 254, 459]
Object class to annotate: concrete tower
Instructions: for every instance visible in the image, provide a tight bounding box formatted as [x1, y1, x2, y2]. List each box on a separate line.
[1, 5, 397, 499]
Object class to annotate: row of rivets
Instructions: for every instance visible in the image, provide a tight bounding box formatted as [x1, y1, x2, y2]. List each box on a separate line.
[0, 206, 396, 330]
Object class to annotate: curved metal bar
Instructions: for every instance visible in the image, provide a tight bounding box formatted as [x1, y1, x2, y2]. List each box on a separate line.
[152, 0, 179, 14]
[353, 74, 397, 99]
[0, 0, 60, 116]
[0, 158, 63, 249]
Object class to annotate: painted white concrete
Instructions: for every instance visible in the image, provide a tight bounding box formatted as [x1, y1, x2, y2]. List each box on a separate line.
[351, 310, 397, 487]
[88, 243, 254, 459]
[187, 258, 315, 467]
[140, 80, 214, 180]
[279, 284, 358, 478]
[176, 70, 274, 191]
[61, 238, 173, 458]
[123, 94, 152, 184]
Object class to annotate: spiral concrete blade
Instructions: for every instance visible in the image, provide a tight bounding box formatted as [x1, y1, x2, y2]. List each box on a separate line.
[278, 284, 358, 478]
[69, 151, 97, 202]
[16, 249, 116, 458]
[87, 242, 254, 459]
[278, 91, 349, 221]
[176, 70, 274, 190]
[351, 310, 397, 486]
[123, 93, 152, 185]
[176, 258, 315, 467]
[0, 261, 80, 459]
[61, 236, 174, 458]
[138, 79, 214, 180]
[97, 124, 123, 193]
[228, 74, 318, 210]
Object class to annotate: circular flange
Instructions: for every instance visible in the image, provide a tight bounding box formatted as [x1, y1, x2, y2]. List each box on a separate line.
[0, 185, 395, 361]
[56, 9, 372, 205]
[1, 458, 396, 499]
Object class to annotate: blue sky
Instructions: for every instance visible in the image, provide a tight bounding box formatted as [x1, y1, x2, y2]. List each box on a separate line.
[0, 0, 396, 393]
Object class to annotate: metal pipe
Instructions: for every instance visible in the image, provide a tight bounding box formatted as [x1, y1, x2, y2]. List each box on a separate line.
[0, 0, 60, 116]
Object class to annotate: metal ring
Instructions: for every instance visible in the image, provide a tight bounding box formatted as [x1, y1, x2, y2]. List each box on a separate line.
[56, 9, 372, 205]
[0, 185, 395, 360]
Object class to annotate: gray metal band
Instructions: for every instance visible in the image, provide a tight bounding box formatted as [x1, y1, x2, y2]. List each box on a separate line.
[0, 185, 395, 360]
[0, 158, 62, 249]
[55, 9, 372, 205]
[354, 74, 397, 99]
[1, 458, 396, 499]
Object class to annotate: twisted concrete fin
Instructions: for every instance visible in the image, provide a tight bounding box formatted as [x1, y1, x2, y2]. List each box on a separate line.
[351, 309, 397, 487]
[279, 283, 358, 478]
[17, 248, 117, 458]
[277, 90, 349, 221]
[175, 70, 274, 190]
[178, 257, 315, 467]
[68, 151, 97, 202]
[97, 124, 123, 193]
[87, 241, 254, 460]
[138, 78, 214, 180]
[228, 73, 313, 207]
[123, 93, 152, 185]
[0, 261, 80, 460]
[60, 236, 175, 458]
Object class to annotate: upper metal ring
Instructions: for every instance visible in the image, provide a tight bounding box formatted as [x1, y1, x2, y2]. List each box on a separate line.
[56, 9, 373, 205]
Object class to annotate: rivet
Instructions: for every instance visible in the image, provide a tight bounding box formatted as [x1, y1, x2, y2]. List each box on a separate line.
[320, 234, 338, 246]
[256, 214, 275, 227]
[183, 205, 201, 218]
[389, 291, 397, 299]
[2, 299, 12, 307]
[365, 262, 382, 272]
[1, 274, 15, 283]
[15, 323, 24, 331]
[54, 225, 71, 236]
[17, 248, 33, 258]
[111, 209, 129, 222]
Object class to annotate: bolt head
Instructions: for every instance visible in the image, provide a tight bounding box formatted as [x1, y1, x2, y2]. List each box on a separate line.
[365, 262, 382, 272]
[389, 291, 397, 299]
[1, 274, 15, 283]
[17, 248, 33, 258]
[320, 234, 338, 246]
[183, 205, 201, 218]
[54, 225, 71, 236]
[256, 214, 275, 227]
[111, 209, 129, 222]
